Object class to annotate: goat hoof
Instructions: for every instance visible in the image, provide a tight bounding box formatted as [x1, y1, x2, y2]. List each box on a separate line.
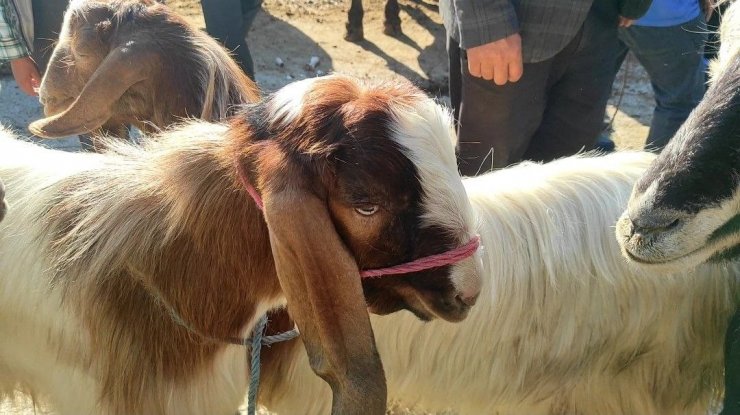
[383, 22, 402, 37]
[344, 24, 364, 42]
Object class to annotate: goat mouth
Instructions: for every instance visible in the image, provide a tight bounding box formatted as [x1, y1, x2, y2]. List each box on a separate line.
[623, 237, 723, 266]
[412, 290, 471, 323]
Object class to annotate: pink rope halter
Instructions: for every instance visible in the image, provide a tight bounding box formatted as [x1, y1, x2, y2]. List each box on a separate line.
[235, 160, 481, 279]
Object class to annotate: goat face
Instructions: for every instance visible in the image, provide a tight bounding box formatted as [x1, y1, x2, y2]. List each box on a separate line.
[616, 6, 740, 271]
[31, 0, 208, 137]
[248, 76, 483, 323]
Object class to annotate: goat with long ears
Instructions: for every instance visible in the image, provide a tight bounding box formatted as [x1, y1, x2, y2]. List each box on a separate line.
[29, 0, 258, 142]
[0, 75, 483, 415]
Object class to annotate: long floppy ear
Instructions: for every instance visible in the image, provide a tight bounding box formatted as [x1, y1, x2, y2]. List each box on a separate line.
[261, 177, 387, 414]
[29, 46, 154, 138]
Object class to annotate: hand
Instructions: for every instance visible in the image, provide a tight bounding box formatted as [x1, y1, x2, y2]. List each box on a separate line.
[618, 16, 635, 27]
[10, 57, 41, 96]
[466, 33, 523, 86]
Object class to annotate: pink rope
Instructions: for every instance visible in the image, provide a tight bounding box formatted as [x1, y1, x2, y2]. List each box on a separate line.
[235, 158, 264, 211]
[234, 158, 481, 279]
[359, 235, 480, 278]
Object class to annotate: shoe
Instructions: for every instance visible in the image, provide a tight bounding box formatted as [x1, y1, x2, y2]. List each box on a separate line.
[594, 133, 616, 153]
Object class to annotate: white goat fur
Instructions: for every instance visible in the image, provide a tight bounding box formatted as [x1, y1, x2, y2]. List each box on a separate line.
[262, 151, 740, 415]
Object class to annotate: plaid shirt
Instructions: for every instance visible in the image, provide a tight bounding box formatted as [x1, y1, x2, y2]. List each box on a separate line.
[0, 0, 29, 61]
[441, 0, 653, 63]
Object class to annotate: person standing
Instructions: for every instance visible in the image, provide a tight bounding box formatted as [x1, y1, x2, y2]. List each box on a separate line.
[442, 0, 653, 175]
[606, 0, 709, 152]
[0, 0, 68, 96]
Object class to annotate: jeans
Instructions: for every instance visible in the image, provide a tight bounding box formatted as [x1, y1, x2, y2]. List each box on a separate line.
[616, 16, 707, 151]
[200, 0, 263, 79]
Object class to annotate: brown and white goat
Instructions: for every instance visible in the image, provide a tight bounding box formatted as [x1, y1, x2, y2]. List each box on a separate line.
[0, 75, 483, 415]
[29, 0, 258, 141]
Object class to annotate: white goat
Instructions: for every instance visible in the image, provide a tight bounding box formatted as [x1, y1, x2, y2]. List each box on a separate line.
[258, 151, 740, 415]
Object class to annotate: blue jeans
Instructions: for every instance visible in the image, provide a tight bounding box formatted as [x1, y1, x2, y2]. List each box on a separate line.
[616, 16, 707, 151]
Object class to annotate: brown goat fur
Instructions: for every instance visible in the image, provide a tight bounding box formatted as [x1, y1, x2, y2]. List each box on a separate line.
[30, 0, 258, 140]
[0, 75, 482, 414]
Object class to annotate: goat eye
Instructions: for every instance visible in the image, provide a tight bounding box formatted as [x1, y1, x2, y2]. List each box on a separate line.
[354, 205, 379, 216]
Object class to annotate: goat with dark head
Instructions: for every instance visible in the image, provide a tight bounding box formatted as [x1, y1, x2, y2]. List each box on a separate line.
[28, 0, 258, 141]
[0, 75, 483, 415]
[616, 0, 740, 271]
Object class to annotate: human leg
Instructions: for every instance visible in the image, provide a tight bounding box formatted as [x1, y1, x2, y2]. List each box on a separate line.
[524, 6, 620, 162]
[596, 37, 632, 152]
[30, 0, 68, 73]
[618, 17, 707, 151]
[200, 0, 262, 78]
[454, 46, 551, 175]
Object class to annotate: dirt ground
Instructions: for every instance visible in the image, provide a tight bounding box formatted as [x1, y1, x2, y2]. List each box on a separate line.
[0, 0, 655, 414]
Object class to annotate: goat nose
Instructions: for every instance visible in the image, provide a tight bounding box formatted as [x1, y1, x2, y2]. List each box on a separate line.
[629, 214, 681, 236]
[455, 293, 478, 307]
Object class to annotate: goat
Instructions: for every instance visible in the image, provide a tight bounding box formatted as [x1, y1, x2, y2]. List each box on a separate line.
[346, 0, 401, 42]
[0, 75, 483, 415]
[28, 0, 259, 143]
[615, 0, 740, 272]
[616, 2, 740, 413]
[254, 151, 739, 415]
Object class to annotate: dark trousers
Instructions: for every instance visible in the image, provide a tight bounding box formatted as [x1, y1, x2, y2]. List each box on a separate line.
[30, 0, 68, 73]
[449, 6, 619, 176]
[615, 16, 707, 151]
[200, 0, 262, 79]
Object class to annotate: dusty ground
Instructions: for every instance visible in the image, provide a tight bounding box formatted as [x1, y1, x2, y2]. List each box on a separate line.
[0, 0, 654, 414]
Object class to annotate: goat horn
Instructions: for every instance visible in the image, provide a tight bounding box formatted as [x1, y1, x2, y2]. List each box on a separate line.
[29, 46, 154, 138]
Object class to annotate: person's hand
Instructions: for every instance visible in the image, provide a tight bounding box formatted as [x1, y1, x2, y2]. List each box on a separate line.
[618, 16, 635, 27]
[10, 56, 41, 96]
[466, 33, 523, 86]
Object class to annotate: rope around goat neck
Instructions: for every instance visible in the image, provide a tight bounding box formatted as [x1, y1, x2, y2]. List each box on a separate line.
[149, 282, 298, 415]
[247, 315, 300, 415]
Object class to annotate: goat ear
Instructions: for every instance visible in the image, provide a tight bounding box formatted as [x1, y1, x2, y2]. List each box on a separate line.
[29, 45, 155, 138]
[260, 165, 387, 413]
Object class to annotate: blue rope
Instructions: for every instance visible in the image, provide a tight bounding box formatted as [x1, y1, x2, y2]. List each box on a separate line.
[151, 290, 299, 415]
[246, 315, 300, 415]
